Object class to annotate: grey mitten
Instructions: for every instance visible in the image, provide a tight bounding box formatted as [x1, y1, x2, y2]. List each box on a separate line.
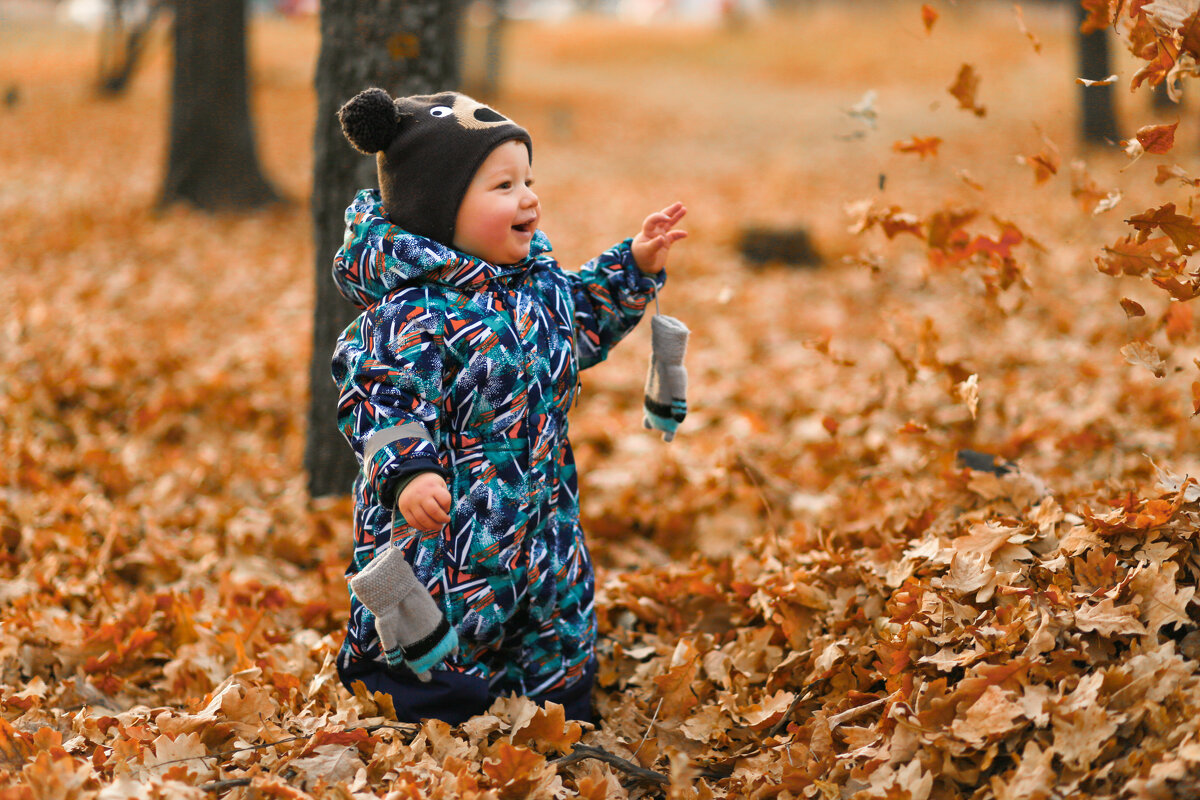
[348, 547, 458, 682]
[643, 314, 689, 441]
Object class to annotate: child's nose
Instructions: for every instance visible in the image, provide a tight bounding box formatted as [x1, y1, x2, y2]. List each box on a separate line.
[522, 186, 538, 206]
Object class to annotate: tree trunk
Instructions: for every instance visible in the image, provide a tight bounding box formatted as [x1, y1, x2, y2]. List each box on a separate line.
[1075, 1, 1119, 145]
[306, 0, 462, 499]
[159, 0, 278, 209]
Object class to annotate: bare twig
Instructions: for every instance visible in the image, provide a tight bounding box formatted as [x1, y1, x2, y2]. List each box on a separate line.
[766, 676, 826, 739]
[632, 697, 663, 760]
[552, 744, 669, 786]
[200, 778, 251, 793]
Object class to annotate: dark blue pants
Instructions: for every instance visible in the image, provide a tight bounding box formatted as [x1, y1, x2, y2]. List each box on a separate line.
[339, 658, 596, 726]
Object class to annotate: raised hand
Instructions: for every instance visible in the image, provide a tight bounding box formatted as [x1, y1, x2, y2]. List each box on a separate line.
[631, 202, 688, 274]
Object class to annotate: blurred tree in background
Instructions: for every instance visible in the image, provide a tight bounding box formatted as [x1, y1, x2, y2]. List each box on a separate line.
[96, 0, 164, 95]
[306, 0, 464, 499]
[1074, 0, 1120, 144]
[160, 0, 279, 209]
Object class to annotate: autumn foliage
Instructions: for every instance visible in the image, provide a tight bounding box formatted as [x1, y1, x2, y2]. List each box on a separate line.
[4, 2, 1200, 799]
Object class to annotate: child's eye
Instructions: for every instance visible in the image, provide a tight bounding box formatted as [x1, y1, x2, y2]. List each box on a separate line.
[496, 181, 512, 190]
[525, 179, 535, 187]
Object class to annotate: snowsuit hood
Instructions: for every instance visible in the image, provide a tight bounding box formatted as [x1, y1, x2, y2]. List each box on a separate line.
[333, 189, 553, 310]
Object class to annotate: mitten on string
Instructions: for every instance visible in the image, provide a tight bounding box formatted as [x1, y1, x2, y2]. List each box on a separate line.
[643, 314, 689, 442]
[348, 546, 458, 682]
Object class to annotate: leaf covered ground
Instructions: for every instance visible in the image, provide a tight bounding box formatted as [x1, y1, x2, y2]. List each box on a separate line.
[4, 2, 1200, 797]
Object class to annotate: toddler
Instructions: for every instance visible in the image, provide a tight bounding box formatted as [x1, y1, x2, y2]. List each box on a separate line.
[329, 88, 686, 724]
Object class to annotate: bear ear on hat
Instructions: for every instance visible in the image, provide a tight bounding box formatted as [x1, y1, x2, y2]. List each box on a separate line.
[338, 87, 406, 154]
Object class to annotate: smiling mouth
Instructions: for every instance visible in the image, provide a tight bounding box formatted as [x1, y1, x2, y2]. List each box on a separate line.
[512, 219, 536, 234]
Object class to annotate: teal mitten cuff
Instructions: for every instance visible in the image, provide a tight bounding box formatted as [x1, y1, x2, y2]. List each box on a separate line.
[643, 314, 689, 441]
[348, 546, 458, 682]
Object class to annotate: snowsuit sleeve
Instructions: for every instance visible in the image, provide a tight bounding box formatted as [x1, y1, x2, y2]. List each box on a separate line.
[568, 238, 666, 370]
[332, 291, 449, 509]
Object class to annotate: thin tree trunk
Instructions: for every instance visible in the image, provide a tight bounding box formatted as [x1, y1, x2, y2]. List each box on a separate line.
[306, 0, 462, 499]
[1075, 1, 1119, 145]
[160, 0, 278, 209]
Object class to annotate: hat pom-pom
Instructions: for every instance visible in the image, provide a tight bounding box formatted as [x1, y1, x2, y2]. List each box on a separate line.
[339, 88, 399, 154]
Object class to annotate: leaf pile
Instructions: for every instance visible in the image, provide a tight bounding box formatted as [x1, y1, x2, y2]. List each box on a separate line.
[3, 3, 1200, 799]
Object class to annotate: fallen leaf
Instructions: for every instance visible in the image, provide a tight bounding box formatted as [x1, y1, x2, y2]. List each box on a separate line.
[1136, 122, 1180, 155]
[948, 64, 987, 117]
[893, 136, 943, 159]
[921, 4, 938, 34]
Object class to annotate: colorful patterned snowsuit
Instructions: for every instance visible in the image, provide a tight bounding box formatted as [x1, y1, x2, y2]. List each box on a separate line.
[332, 190, 663, 702]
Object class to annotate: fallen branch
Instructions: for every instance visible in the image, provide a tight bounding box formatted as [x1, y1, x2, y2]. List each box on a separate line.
[552, 744, 669, 786]
[200, 778, 251, 793]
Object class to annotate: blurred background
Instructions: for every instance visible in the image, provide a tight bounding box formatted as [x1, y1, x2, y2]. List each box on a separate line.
[7, 1, 1200, 792]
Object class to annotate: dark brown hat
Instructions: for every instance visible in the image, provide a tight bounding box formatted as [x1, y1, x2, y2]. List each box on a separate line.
[338, 88, 532, 247]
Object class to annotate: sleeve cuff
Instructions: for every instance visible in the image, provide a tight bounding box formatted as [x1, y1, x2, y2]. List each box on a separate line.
[616, 238, 667, 294]
[371, 452, 448, 509]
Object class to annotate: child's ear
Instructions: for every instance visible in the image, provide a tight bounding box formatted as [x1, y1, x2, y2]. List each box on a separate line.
[338, 87, 404, 154]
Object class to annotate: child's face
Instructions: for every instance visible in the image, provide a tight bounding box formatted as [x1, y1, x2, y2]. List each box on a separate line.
[453, 140, 540, 265]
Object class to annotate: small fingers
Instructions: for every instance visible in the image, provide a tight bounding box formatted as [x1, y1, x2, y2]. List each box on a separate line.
[422, 494, 450, 525]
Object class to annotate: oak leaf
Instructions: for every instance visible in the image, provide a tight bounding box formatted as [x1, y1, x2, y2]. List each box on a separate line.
[291, 744, 361, 788]
[1096, 235, 1171, 276]
[1074, 597, 1147, 636]
[510, 702, 582, 755]
[1126, 203, 1200, 254]
[950, 685, 1025, 745]
[482, 742, 556, 800]
[1121, 340, 1167, 377]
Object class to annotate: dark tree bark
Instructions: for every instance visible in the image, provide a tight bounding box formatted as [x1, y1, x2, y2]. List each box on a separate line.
[98, 0, 165, 96]
[306, 0, 462, 499]
[1075, 1, 1120, 145]
[159, 0, 278, 210]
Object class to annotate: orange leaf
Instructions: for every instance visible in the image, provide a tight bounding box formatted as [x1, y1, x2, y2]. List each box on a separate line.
[482, 742, 549, 799]
[878, 209, 924, 240]
[1181, 11, 1200, 58]
[1152, 275, 1200, 302]
[1135, 122, 1179, 155]
[1120, 298, 1146, 317]
[1096, 235, 1171, 276]
[921, 4, 938, 33]
[1154, 164, 1200, 186]
[1079, 0, 1114, 33]
[511, 703, 582, 755]
[949, 64, 987, 117]
[1165, 302, 1193, 342]
[1019, 151, 1059, 183]
[1127, 203, 1200, 254]
[1192, 381, 1200, 416]
[893, 135, 942, 159]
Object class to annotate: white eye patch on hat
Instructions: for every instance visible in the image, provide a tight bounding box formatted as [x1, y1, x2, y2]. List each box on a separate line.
[424, 95, 512, 130]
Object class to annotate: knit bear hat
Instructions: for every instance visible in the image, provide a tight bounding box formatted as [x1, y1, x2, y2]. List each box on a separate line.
[338, 88, 532, 247]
